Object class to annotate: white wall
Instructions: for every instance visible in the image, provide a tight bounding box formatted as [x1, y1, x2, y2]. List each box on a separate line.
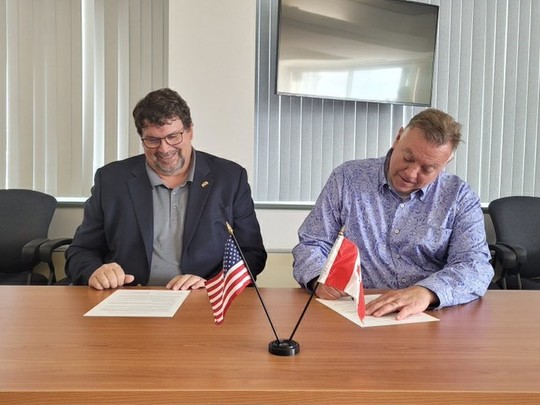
[167, 0, 307, 252]
[168, 0, 256, 175]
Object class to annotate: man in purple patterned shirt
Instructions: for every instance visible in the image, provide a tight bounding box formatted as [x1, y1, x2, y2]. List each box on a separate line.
[292, 108, 494, 320]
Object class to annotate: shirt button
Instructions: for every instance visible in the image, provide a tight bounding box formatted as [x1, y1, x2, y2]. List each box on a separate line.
[396, 254, 401, 259]
[394, 229, 400, 234]
[401, 278, 407, 283]
[173, 206, 177, 210]
[400, 203, 405, 208]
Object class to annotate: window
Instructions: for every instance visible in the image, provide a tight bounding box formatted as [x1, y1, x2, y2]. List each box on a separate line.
[1, 0, 168, 199]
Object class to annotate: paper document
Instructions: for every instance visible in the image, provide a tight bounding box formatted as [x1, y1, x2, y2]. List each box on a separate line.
[317, 294, 439, 327]
[84, 289, 190, 317]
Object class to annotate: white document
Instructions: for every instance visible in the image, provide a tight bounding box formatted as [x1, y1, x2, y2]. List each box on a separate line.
[84, 289, 190, 317]
[317, 294, 439, 328]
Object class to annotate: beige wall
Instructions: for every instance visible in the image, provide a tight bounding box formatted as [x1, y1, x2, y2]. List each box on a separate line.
[168, 0, 256, 176]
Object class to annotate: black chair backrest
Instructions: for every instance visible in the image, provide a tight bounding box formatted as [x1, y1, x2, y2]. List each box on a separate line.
[488, 196, 540, 279]
[0, 189, 57, 274]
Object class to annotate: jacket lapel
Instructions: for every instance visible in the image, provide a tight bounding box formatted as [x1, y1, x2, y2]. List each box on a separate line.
[183, 152, 213, 250]
[127, 157, 154, 269]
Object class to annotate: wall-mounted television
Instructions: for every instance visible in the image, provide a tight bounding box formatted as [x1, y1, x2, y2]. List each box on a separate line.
[276, 0, 439, 106]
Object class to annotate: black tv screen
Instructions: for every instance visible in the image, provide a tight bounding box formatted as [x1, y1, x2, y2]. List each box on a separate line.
[276, 0, 439, 106]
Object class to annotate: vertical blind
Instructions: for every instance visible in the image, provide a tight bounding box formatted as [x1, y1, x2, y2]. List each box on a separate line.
[0, 0, 168, 199]
[255, 0, 540, 204]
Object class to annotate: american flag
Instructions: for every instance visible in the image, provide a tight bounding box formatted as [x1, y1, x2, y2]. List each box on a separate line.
[205, 235, 252, 325]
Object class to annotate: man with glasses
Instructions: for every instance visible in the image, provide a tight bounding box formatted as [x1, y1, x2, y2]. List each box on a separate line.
[66, 88, 267, 290]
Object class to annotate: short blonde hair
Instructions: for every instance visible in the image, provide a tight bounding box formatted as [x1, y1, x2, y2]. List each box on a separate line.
[406, 108, 462, 151]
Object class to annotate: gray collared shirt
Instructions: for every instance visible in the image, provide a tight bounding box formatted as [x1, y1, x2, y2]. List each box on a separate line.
[145, 152, 196, 285]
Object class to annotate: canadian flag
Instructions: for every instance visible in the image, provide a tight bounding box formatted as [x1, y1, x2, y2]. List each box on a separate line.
[318, 233, 365, 321]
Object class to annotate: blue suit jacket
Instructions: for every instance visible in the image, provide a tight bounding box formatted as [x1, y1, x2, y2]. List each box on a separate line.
[66, 151, 267, 285]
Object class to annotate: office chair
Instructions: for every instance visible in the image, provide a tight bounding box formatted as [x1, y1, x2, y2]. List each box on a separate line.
[488, 196, 540, 289]
[0, 189, 72, 285]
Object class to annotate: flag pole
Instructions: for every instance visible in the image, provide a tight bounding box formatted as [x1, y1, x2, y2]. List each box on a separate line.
[287, 284, 317, 341]
[287, 228, 346, 342]
[226, 222, 299, 355]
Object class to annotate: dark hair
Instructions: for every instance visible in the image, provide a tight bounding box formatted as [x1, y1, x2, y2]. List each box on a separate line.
[132, 88, 192, 136]
[406, 108, 462, 151]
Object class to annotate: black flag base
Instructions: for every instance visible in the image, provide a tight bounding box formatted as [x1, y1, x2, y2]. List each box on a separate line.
[268, 339, 300, 356]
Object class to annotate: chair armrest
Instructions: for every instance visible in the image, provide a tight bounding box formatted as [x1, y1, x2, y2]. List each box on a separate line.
[490, 242, 528, 290]
[489, 243, 518, 270]
[21, 238, 49, 267]
[497, 242, 527, 266]
[38, 238, 73, 263]
[38, 238, 73, 285]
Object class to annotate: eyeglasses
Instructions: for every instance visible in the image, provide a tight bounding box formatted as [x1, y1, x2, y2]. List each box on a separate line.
[141, 129, 184, 149]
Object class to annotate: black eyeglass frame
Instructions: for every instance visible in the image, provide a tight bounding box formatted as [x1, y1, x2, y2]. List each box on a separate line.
[141, 129, 185, 149]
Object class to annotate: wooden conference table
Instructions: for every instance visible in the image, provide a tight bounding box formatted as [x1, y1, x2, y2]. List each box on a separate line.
[0, 286, 539, 404]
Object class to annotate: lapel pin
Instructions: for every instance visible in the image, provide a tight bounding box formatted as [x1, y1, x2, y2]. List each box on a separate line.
[201, 180, 209, 188]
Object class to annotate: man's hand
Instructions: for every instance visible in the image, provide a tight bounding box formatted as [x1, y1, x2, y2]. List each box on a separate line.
[365, 286, 438, 320]
[88, 263, 135, 290]
[314, 283, 349, 300]
[166, 274, 206, 291]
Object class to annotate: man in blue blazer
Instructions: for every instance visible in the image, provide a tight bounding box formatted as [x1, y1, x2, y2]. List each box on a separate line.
[66, 88, 267, 290]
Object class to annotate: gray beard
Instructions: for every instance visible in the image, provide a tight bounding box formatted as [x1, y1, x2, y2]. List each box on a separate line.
[155, 152, 185, 175]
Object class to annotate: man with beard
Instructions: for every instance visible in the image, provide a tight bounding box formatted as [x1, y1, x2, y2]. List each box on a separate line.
[66, 88, 267, 290]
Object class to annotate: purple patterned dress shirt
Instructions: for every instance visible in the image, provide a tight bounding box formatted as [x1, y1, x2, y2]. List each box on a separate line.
[292, 153, 494, 308]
